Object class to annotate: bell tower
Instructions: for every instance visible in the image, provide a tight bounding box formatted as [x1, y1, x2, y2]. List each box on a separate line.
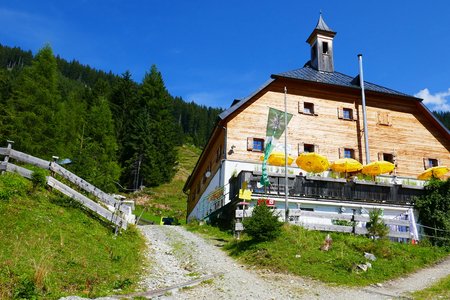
[306, 14, 336, 72]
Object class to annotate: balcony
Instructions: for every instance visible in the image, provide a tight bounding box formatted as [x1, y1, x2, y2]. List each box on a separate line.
[229, 170, 424, 206]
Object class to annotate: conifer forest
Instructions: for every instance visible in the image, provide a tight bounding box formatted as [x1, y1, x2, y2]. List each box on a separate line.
[0, 44, 222, 192]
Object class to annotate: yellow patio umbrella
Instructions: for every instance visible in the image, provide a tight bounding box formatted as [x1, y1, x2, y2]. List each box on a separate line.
[331, 158, 363, 173]
[260, 151, 294, 166]
[362, 161, 395, 176]
[295, 152, 330, 173]
[417, 166, 449, 180]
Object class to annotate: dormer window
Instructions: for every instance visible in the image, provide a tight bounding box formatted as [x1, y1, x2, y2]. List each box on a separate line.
[322, 42, 329, 54]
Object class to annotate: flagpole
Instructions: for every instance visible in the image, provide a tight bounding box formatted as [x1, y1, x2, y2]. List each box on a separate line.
[284, 86, 289, 223]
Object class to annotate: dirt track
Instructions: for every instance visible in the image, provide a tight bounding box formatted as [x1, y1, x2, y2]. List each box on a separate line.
[134, 225, 450, 300]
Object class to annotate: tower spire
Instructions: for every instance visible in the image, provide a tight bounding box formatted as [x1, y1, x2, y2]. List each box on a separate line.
[306, 13, 336, 72]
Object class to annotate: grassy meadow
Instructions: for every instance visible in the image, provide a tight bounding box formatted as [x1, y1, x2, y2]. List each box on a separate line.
[0, 172, 145, 299]
[132, 144, 202, 224]
[186, 222, 450, 287]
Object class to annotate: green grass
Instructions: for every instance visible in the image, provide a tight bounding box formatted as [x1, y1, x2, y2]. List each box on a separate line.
[0, 173, 146, 299]
[132, 144, 202, 223]
[412, 275, 450, 299]
[185, 222, 449, 286]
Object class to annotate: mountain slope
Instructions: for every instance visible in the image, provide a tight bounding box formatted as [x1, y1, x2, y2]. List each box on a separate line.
[0, 172, 145, 299]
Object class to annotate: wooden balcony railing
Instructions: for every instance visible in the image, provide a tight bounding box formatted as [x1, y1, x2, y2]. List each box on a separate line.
[229, 171, 424, 205]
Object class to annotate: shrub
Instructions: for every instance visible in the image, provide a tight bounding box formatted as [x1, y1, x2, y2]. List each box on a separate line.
[242, 203, 283, 242]
[366, 208, 389, 239]
[31, 169, 47, 190]
[415, 178, 450, 246]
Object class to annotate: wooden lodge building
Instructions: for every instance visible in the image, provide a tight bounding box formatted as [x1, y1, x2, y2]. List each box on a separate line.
[183, 16, 450, 239]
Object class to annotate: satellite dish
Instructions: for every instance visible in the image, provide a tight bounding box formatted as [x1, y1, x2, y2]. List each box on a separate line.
[205, 171, 211, 178]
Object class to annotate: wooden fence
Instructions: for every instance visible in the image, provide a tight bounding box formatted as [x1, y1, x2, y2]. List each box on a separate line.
[235, 208, 412, 240]
[0, 144, 133, 229]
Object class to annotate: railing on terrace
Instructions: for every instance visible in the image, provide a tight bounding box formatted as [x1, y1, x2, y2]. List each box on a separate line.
[229, 170, 424, 205]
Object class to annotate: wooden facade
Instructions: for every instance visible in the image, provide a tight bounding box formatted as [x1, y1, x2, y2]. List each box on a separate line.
[225, 79, 450, 178]
[183, 16, 450, 220]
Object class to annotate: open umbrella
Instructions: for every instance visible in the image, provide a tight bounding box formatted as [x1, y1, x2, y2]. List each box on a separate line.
[362, 161, 395, 176]
[295, 152, 329, 173]
[417, 166, 449, 180]
[260, 151, 294, 166]
[331, 158, 363, 173]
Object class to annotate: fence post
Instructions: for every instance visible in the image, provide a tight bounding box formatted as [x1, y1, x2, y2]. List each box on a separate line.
[351, 208, 356, 234]
[2, 140, 14, 174]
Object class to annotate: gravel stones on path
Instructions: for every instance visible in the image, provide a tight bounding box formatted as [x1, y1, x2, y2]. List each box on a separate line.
[61, 225, 450, 300]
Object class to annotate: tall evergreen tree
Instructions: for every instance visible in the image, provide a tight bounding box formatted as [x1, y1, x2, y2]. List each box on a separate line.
[69, 88, 121, 192]
[5, 45, 61, 157]
[120, 65, 177, 189]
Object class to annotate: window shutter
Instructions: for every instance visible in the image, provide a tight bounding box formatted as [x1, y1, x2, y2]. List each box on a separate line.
[387, 113, 392, 126]
[247, 137, 253, 151]
[438, 159, 441, 166]
[338, 147, 343, 158]
[378, 152, 383, 161]
[354, 149, 359, 161]
[298, 143, 304, 155]
[377, 112, 382, 124]
[298, 101, 304, 114]
[422, 158, 428, 170]
[314, 144, 319, 153]
[314, 104, 319, 115]
[353, 109, 358, 120]
[337, 107, 343, 119]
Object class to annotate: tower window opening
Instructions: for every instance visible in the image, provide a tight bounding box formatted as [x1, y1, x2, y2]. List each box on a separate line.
[322, 42, 329, 54]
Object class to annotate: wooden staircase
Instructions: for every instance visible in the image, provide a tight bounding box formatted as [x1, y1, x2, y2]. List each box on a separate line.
[0, 142, 135, 229]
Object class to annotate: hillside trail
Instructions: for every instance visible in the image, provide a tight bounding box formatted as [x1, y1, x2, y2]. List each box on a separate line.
[131, 225, 450, 300]
[62, 225, 450, 300]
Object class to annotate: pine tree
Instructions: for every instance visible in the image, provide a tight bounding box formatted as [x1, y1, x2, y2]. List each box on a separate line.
[6, 45, 61, 157]
[120, 65, 177, 189]
[69, 88, 120, 192]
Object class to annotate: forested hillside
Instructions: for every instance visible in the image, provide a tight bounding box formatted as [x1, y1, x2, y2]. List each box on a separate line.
[0, 43, 222, 192]
[434, 111, 450, 130]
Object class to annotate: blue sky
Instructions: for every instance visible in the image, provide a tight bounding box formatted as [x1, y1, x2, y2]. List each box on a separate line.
[1, 1, 449, 111]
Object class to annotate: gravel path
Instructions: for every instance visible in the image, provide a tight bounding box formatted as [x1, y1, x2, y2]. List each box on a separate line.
[61, 225, 450, 300]
[133, 225, 450, 300]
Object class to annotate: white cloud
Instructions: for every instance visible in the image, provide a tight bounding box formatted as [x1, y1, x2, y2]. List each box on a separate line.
[414, 88, 450, 112]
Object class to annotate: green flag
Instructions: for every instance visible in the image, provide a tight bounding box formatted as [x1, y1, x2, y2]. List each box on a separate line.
[266, 107, 293, 139]
[260, 138, 273, 186]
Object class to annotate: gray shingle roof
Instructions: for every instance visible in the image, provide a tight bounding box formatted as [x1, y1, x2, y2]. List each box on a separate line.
[315, 14, 334, 32]
[273, 63, 416, 98]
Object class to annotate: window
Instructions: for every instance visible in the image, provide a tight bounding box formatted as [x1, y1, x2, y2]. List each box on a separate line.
[337, 107, 356, 120]
[424, 158, 439, 169]
[299, 101, 318, 115]
[304, 102, 314, 114]
[322, 41, 329, 54]
[304, 144, 315, 153]
[253, 139, 264, 152]
[343, 108, 353, 120]
[344, 148, 355, 159]
[247, 137, 264, 152]
[298, 143, 319, 155]
[383, 153, 394, 163]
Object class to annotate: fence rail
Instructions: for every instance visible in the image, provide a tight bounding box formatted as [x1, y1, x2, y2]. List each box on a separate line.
[236, 208, 412, 240]
[0, 144, 134, 229]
